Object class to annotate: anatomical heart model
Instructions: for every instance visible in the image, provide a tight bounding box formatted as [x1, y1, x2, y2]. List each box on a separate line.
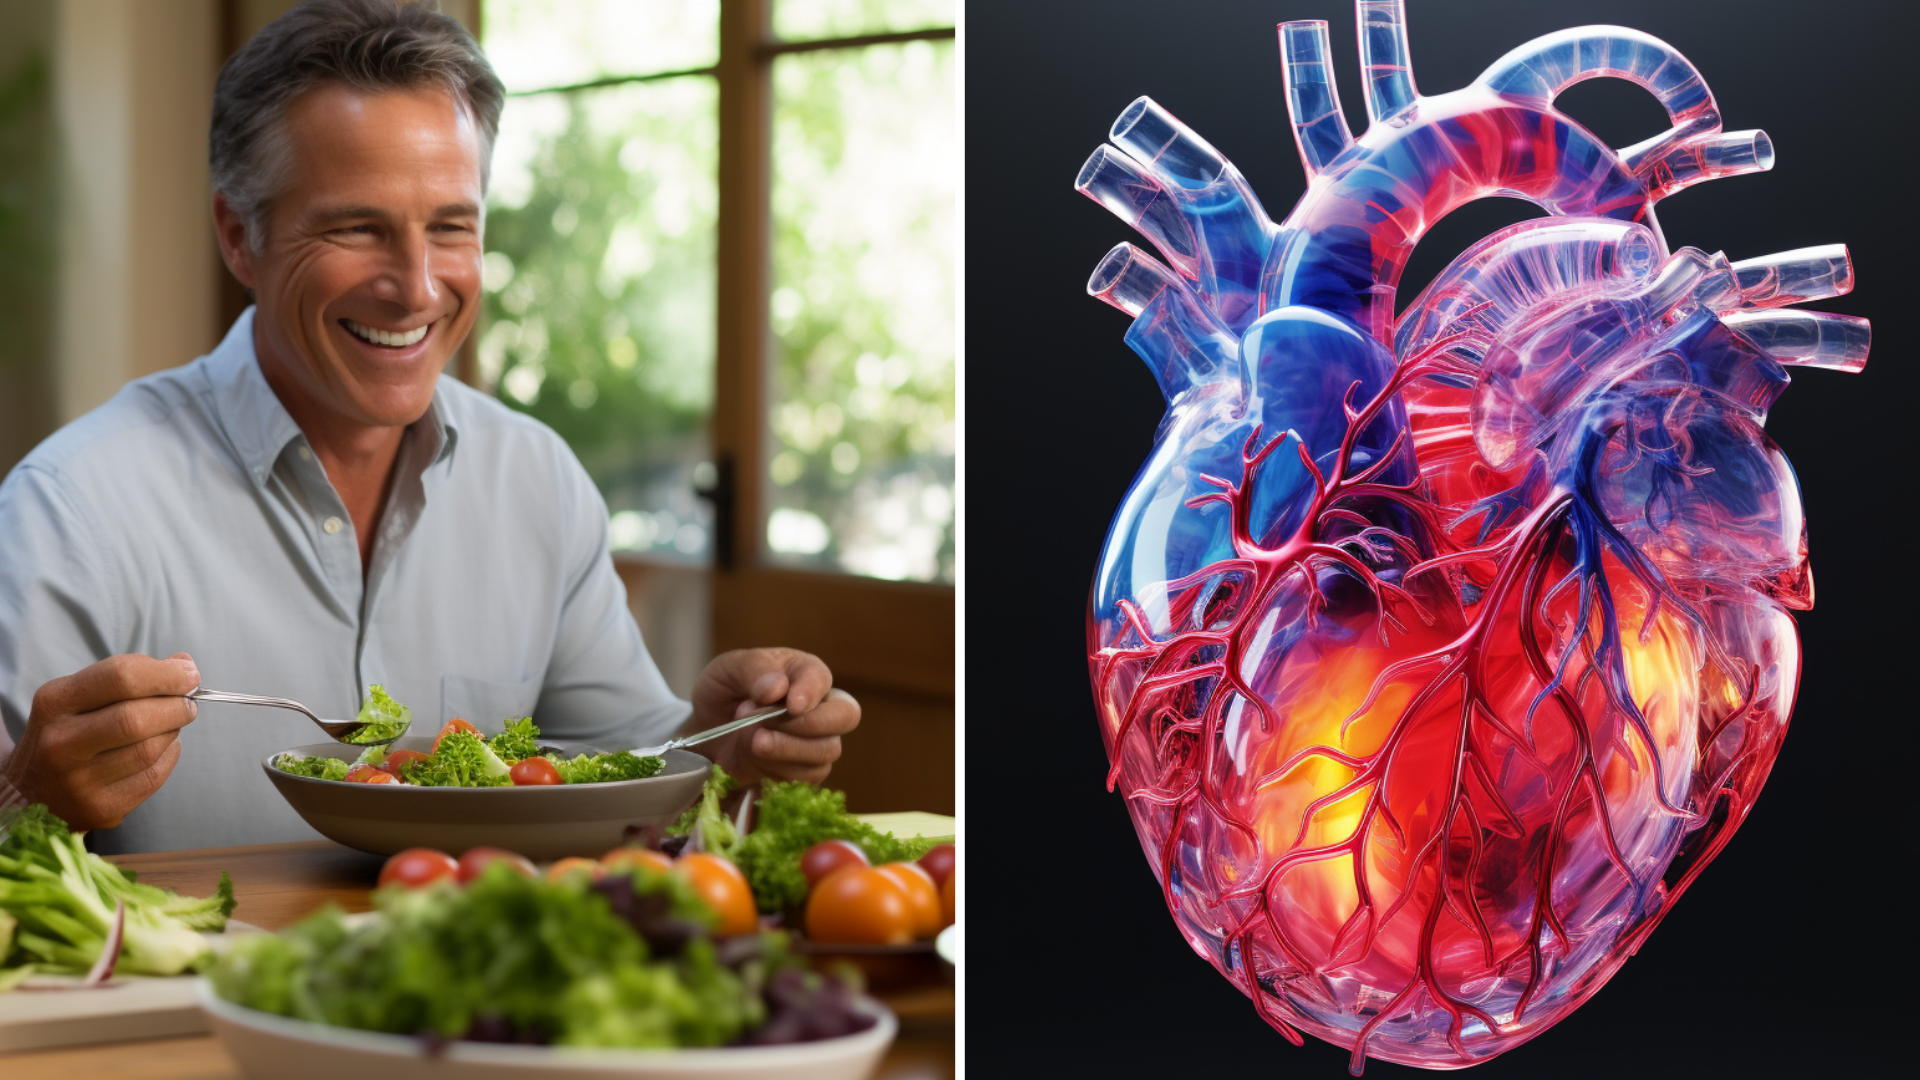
[1081, 1, 1865, 1072]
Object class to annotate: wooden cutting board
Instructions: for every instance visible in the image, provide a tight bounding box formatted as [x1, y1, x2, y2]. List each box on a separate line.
[853, 812, 956, 843]
[0, 923, 261, 1053]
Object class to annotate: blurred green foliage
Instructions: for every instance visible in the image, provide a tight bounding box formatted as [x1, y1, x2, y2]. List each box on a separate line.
[480, 1, 954, 580]
[0, 45, 55, 472]
[0, 50, 52, 366]
[480, 81, 718, 554]
[767, 41, 955, 581]
[775, 0, 953, 40]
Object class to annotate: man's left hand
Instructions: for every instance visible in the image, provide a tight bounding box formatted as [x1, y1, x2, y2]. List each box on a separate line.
[688, 648, 859, 785]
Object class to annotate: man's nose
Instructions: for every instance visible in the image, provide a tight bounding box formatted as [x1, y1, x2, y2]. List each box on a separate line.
[371, 231, 440, 311]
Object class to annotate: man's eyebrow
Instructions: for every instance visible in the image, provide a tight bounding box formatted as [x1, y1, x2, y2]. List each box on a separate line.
[309, 204, 390, 226]
[307, 203, 481, 226]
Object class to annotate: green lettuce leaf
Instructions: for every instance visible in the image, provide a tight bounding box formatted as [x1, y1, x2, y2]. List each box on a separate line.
[209, 864, 771, 1047]
[401, 732, 511, 787]
[272, 754, 349, 782]
[345, 685, 411, 745]
[550, 751, 665, 784]
[488, 717, 541, 762]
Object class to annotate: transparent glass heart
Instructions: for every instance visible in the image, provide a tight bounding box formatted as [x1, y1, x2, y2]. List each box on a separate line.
[1079, 3, 1863, 1071]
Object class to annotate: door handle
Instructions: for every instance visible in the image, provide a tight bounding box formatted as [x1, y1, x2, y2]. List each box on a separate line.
[693, 454, 735, 570]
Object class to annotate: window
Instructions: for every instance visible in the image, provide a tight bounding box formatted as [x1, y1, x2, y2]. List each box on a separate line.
[481, 0, 955, 582]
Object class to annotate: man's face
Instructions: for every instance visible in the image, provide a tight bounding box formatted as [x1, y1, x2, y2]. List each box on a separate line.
[220, 84, 484, 430]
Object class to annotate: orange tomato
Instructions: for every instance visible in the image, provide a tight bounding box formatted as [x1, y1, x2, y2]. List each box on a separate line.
[601, 848, 674, 876]
[433, 718, 480, 752]
[673, 853, 758, 936]
[875, 862, 943, 938]
[509, 757, 563, 786]
[940, 866, 955, 927]
[343, 763, 390, 783]
[456, 846, 536, 884]
[384, 749, 430, 777]
[378, 848, 457, 889]
[545, 857, 604, 882]
[806, 865, 914, 946]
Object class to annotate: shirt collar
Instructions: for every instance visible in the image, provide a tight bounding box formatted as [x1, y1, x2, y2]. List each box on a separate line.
[419, 385, 460, 471]
[205, 308, 303, 487]
[204, 306, 462, 485]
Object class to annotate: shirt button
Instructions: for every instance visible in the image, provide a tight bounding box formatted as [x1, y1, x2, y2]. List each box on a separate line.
[297, 446, 312, 461]
[323, 516, 344, 535]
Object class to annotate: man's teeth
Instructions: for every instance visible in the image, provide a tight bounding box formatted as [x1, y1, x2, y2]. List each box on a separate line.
[344, 320, 429, 348]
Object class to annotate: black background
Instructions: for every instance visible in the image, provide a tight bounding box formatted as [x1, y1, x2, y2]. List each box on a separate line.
[963, 1, 1911, 1076]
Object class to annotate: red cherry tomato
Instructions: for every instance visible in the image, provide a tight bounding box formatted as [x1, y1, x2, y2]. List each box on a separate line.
[940, 866, 955, 927]
[456, 846, 536, 884]
[433, 718, 480, 752]
[378, 848, 457, 889]
[602, 847, 674, 876]
[806, 865, 914, 946]
[343, 763, 391, 783]
[875, 862, 944, 939]
[673, 853, 759, 936]
[918, 843, 955, 888]
[384, 749, 430, 778]
[508, 756, 563, 786]
[545, 857, 605, 882]
[362, 770, 396, 784]
[800, 839, 869, 890]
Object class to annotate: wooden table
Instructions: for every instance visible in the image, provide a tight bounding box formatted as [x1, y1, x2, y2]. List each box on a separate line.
[2, 842, 954, 1080]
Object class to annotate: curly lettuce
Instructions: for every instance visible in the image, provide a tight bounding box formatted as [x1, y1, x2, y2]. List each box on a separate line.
[344, 684, 411, 744]
[550, 750, 665, 784]
[272, 753, 349, 781]
[208, 863, 774, 1047]
[402, 732, 511, 787]
[671, 768, 932, 913]
[488, 717, 541, 762]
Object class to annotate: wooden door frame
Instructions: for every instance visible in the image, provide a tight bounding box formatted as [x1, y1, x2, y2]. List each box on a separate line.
[710, 0, 956, 699]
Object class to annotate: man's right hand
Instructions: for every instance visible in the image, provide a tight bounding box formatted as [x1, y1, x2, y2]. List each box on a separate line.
[1, 653, 200, 831]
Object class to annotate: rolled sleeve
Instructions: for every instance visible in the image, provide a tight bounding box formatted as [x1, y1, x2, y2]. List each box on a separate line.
[0, 465, 121, 752]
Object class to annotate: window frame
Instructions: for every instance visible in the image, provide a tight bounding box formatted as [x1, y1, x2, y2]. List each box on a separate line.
[710, 0, 955, 709]
[475, 0, 956, 592]
[474, 0, 956, 735]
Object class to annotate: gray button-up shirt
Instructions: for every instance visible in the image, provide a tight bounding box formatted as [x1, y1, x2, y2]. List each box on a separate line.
[0, 309, 690, 853]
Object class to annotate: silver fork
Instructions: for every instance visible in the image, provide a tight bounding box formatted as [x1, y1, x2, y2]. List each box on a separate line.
[630, 705, 789, 757]
[186, 687, 412, 746]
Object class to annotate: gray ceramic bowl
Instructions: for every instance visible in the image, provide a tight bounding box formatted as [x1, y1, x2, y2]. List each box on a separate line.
[262, 737, 710, 861]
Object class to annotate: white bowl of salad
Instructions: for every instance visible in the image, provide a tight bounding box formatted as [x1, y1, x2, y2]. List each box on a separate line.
[263, 717, 712, 861]
[199, 866, 895, 1080]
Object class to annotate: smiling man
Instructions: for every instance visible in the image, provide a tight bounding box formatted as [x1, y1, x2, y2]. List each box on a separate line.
[0, 0, 857, 852]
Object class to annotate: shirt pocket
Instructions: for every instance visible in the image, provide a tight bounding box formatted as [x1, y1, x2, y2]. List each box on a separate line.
[439, 673, 544, 734]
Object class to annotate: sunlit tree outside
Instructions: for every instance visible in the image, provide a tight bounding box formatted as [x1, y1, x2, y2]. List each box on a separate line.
[480, 0, 954, 582]
[481, 81, 719, 560]
[768, 40, 955, 581]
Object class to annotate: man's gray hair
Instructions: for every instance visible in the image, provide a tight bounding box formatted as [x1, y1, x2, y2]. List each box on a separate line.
[210, 0, 505, 250]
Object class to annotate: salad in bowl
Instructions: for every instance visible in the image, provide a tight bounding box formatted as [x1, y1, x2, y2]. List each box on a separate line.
[200, 858, 893, 1079]
[260, 688, 710, 861]
[275, 715, 664, 788]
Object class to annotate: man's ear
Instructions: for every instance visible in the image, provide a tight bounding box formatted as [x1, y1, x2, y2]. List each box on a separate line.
[211, 192, 258, 290]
